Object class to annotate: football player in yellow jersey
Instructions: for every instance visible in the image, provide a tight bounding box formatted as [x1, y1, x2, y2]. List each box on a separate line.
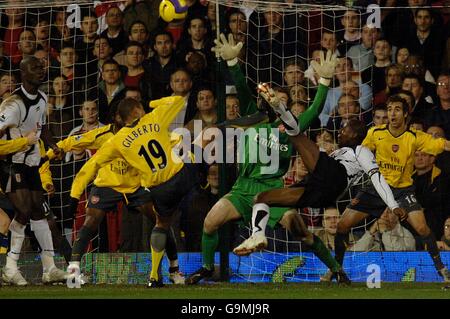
[91, 96, 199, 287]
[0, 132, 39, 254]
[334, 95, 450, 284]
[45, 109, 186, 285]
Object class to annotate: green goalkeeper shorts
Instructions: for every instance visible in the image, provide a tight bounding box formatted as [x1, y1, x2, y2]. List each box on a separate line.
[223, 176, 291, 229]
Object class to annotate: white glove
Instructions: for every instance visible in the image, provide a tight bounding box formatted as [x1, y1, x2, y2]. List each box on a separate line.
[211, 33, 243, 66]
[257, 83, 280, 109]
[310, 50, 338, 86]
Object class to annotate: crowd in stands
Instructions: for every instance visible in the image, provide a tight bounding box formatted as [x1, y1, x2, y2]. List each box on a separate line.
[0, 0, 449, 254]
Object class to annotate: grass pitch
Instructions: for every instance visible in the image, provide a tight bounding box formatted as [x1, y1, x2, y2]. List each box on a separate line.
[0, 282, 449, 299]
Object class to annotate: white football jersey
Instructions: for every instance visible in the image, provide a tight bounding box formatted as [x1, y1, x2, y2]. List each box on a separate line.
[330, 145, 377, 188]
[330, 145, 398, 209]
[0, 86, 47, 167]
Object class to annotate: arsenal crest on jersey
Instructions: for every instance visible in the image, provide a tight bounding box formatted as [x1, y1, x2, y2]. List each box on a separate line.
[392, 144, 399, 152]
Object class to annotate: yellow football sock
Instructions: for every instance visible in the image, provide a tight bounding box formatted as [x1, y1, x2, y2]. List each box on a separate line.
[150, 247, 165, 281]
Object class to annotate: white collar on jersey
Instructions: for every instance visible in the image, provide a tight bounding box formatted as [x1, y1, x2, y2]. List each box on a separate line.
[20, 85, 38, 100]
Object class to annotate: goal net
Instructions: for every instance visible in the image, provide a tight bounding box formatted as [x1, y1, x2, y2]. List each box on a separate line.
[212, 0, 450, 283]
[0, 0, 123, 280]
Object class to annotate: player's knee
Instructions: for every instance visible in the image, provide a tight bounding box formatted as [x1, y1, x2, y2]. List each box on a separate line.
[0, 216, 10, 233]
[336, 221, 350, 235]
[254, 192, 268, 204]
[203, 215, 218, 234]
[417, 224, 431, 237]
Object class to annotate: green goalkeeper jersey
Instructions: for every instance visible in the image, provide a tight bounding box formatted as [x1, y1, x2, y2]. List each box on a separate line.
[228, 63, 328, 181]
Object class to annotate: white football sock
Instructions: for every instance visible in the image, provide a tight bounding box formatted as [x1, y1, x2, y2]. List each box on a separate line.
[252, 203, 270, 236]
[6, 219, 26, 270]
[30, 219, 56, 273]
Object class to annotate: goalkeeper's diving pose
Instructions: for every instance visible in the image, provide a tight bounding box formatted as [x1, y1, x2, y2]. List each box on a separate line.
[186, 34, 350, 285]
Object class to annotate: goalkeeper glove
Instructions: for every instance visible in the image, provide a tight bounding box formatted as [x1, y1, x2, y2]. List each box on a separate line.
[310, 50, 338, 86]
[211, 33, 243, 66]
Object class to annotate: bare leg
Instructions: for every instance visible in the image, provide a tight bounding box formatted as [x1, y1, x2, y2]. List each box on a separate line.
[254, 187, 305, 207]
[288, 133, 320, 173]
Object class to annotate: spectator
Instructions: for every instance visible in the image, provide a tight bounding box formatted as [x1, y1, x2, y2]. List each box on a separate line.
[283, 58, 306, 89]
[0, 72, 17, 103]
[413, 150, 450, 240]
[97, 59, 126, 123]
[247, 5, 301, 86]
[52, 44, 84, 97]
[93, 35, 114, 80]
[177, 15, 214, 67]
[372, 104, 388, 126]
[402, 73, 433, 119]
[66, 100, 104, 161]
[123, 41, 151, 101]
[437, 217, 450, 251]
[114, 20, 149, 65]
[426, 125, 450, 174]
[169, 68, 197, 130]
[362, 38, 392, 95]
[15, 29, 37, 69]
[326, 93, 360, 138]
[320, 30, 339, 56]
[101, 6, 128, 56]
[347, 24, 380, 73]
[122, 0, 157, 35]
[185, 86, 217, 140]
[425, 73, 450, 139]
[289, 84, 308, 104]
[226, 94, 240, 121]
[337, 9, 361, 54]
[351, 209, 416, 251]
[396, 47, 410, 69]
[185, 51, 214, 90]
[2, 8, 25, 67]
[409, 117, 426, 131]
[319, 57, 372, 126]
[314, 207, 340, 250]
[404, 8, 446, 78]
[404, 54, 437, 94]
[33, 18, 54, 58]
[47, 75, 76, 141]
[397, 89, 416, 113]
[145, 30, 178, 99]
[226, 8, 248, 45]
[373, 64, 404, 106]
[75, 10, 98, 64]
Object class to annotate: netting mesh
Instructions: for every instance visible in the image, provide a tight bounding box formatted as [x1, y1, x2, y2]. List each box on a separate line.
[0, 0, 122, 259]
[218, 0, 450, 282]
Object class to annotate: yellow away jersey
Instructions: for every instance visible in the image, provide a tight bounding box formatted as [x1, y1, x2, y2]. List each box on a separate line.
[363, 125, 446, 188]
[38, 139, 53, 191]
[94, 96, 186, 188]
[0, 137, 28, 155]
[46, 124, 115, 160]
[50, 124, 141, 197]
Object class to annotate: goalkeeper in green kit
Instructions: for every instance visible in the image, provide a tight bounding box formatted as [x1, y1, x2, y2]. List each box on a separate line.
[186, 34, 350, 285]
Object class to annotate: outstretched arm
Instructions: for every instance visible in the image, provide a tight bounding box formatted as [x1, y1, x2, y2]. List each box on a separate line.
[357, 146, 407, 221]
[46, 125, 114, 160]
[212, 33, 258, 116]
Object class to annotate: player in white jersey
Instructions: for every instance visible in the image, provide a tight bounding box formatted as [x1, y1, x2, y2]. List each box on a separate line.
[0, 56, 67, 286]
[235, 115, 407, 267]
